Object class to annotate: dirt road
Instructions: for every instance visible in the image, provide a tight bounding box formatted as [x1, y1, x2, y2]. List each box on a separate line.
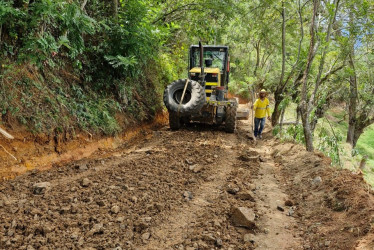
[0, 119, 373, 249]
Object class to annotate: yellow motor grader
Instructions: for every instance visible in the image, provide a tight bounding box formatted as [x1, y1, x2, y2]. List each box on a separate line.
[163, 42, 248, 132]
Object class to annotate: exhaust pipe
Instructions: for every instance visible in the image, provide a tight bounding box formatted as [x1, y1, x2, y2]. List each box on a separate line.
[199, 41, 205, 87]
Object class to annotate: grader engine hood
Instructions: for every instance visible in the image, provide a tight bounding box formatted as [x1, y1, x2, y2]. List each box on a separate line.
[189, 67, 221, 101]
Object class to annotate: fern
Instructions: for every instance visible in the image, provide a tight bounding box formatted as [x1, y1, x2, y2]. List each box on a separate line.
[104, 55, 138, 69]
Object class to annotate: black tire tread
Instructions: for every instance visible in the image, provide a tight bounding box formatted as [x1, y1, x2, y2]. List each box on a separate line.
[169, 112, 181, 130]
[225, 105, 237, 133]
[163, 79, 206, 114]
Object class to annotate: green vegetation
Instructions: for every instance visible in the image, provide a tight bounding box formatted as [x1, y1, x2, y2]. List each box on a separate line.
[325, 110, 374, 186]
[356, 128, 374, 160]
[1, 0, 235, 134]
[276, 104, 374, 186]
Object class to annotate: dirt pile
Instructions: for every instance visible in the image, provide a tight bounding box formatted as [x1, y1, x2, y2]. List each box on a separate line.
[273, 142, 374, 249]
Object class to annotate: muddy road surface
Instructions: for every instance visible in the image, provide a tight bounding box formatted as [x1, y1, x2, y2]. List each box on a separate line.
[0, 120, 373, 249]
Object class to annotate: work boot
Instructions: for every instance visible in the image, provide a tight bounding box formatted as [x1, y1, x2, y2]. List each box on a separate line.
[259, 134, 262, 139]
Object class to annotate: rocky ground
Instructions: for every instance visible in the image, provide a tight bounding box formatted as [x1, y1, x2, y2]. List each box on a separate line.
[0, 118, 373, 249]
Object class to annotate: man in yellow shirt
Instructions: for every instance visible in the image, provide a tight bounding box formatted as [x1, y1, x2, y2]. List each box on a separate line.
[253, 89, 271, 139]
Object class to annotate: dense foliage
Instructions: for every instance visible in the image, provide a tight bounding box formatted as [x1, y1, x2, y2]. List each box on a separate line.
[0, 0, 235, 134]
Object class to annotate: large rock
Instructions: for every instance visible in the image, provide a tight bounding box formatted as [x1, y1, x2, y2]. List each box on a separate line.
[231, 207, 256, 229]
[32, 182, 51, 195]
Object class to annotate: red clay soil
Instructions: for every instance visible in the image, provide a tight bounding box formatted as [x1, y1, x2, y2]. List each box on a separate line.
[0, 113, 168, 181]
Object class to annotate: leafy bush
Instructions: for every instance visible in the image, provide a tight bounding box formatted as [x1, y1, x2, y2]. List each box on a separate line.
[317, 127, 343, 166]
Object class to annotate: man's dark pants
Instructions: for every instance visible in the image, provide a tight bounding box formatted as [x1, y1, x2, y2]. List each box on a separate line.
[254, 117, 266, 137]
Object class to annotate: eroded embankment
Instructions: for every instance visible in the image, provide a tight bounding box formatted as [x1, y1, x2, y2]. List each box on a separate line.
[0, 112, 168, 180]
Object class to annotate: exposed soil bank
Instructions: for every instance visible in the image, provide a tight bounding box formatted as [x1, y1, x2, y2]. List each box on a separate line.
[0, 112, 168, 180]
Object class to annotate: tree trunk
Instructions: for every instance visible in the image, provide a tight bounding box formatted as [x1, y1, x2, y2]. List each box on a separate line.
[279, 107, 286, 136]
[310, 95, 332, 132]
[81, 0, 88, 11]
[346, 55, 357, 146]
[346, 9, 358, 146]
[113, 0, 118, 19]
[272, 91, 283, 126]
[299, 0, 320, 152]
[272, 2, 286, 127]
[309, 0, 339, 109]
[300, 103, 314, 151]
[272, 0, 304, 126]
[253, 40, 260, 77]
[280, 0, 286, 86]
[294, 106, 301, 139]
[352, 127, 363, 148]
[300, 0, 339, 151]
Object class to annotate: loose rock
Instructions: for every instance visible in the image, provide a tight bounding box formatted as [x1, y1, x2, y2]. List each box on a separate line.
[248, 184, 256, 191]
[312, 176, 322, 186]
[141, 232, 151, 240]
[287, 208, 295, 217]
[32, 182, 51, 195]
[76, 163, 88, 171]
[97, 200, 106, 207]
[90, 223, 104, 234]
[243, 234, 255, 243]
[227, 185, 240, 195]
[231, 207, 256, 229]
[236, 191, 255, 201]
[111, 205, 120, 214]
[277, 205, 285, 212]
[284, 200, 294, 206]
[215, 238, 223, 247]
[183, 191, 193, 200]
[130, 196, 138, 203]
[185, 159, 193, 165]
[189, 164, 203, 173]
[81, 178, 91, 187]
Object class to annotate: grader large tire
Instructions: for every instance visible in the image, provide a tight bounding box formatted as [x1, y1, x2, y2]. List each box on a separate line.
[163, 79, 206, 114]
[224, 105, 237, 133]
[169, 112, 181, 130]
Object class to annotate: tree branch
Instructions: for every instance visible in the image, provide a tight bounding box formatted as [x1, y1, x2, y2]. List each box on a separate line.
[320, 64, 345, 84]
[81, 0, 88, 11]
[152, 3, 199, 24]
